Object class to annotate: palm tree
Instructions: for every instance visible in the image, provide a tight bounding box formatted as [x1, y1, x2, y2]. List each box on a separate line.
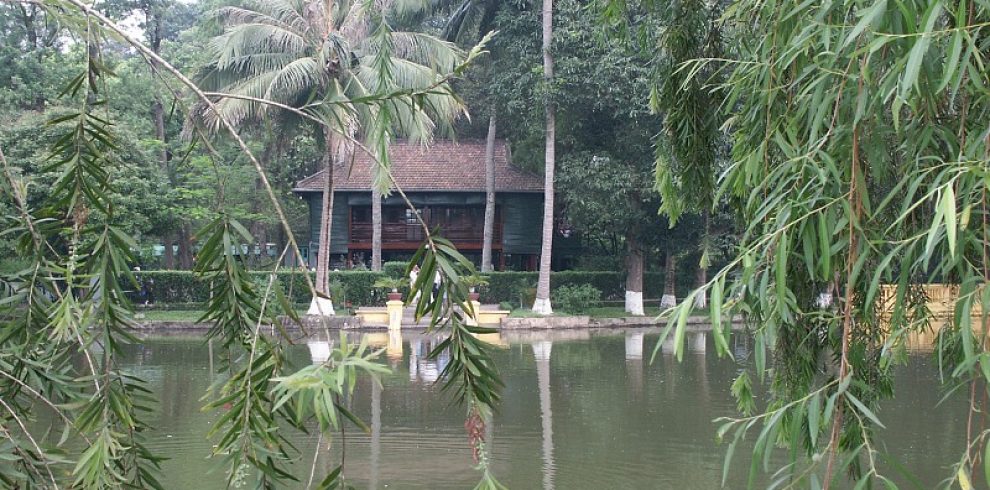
[532, 0, 555, 315]
[440, 0, 501, 272]
[197, 0, 465, 315]
[371, 189, 382, 271]
[481, 113, 496, 272]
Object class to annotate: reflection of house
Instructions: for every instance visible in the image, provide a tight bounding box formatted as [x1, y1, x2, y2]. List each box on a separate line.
[293, 140, 577, 270]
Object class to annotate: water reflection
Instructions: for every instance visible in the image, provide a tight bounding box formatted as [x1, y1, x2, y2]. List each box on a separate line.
[370, 380, 381, 489]
[625, 332, 644, 395]
[533, 340, 555, 490]
[308, 339, 331, 364]
[386, 328, 403, 367]
[116, 327, 969, 489]
[407, 335, 449, 384]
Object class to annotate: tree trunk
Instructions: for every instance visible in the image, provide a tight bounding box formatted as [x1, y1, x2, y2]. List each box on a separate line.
[309, 129, 336, 316]
[250, 143, 275, 267]
[481, 113, 497, 273]
[693, 210, 710, 309]
[624, 227, 644, 316]
[371, 189, 382, 271]
[163, 237, 174, 269]
[178, 222, 194, 270]
[147, 11, 174, 271]
[532, 0, 555, 316]
[661, 250, 677, 308]
[693, 265, 708, 309]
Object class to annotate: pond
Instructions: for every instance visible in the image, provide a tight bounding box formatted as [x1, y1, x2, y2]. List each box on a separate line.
[122, 327, 965, 489]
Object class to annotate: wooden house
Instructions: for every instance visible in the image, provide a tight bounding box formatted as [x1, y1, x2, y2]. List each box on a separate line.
[293, 140, 575, 270]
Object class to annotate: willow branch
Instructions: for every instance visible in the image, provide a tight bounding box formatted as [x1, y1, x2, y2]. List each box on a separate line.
[55, 0, 329, 318]
[0, 396, 58, 488]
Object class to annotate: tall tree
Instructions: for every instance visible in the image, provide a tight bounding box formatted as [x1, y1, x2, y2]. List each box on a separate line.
[441, 0, 502, 272]
[654, 0, 990, 487]
[372, 188, 382, 271]
[481, 112, 496, 271]
[650, 1, 724, 309]
[532, 0, 555, 315]
[197, 0, 465, 314]
[123, 0, 199, 269]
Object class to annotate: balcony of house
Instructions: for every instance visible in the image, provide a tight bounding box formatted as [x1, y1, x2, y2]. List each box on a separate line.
[348, 205, 503, 250]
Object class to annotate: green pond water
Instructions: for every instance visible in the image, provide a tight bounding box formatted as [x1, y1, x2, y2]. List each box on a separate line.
[119, 328, 965, 489]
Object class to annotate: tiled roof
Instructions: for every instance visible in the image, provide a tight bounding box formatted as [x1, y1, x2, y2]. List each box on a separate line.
[293, 140, 543, 193]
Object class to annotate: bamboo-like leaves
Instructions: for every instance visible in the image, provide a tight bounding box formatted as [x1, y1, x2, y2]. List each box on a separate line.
[640, 0, 990, 486]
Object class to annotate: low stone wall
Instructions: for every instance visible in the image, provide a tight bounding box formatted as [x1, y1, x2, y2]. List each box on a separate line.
[134, 314, 743, 331]
[590, 315, 729, 328]
[500, 316, 592, 329]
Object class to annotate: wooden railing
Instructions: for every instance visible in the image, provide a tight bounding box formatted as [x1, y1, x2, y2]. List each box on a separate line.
[350, 221, 502, 244]
[878, 284, 985, 318]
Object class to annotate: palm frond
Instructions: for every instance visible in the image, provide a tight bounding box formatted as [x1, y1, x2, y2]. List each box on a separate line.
[214, 5, 306, 36]
[388, 31, 463, 72]
[264, 56, 327, 102]
[210, 23, 308, 69]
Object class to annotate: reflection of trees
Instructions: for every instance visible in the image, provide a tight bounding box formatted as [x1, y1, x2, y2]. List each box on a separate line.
[625, 332, 644, 396]
[407, 337, 449, 384]
[533, 341, 555, 490]
[370, 380, 381, 489]
[307, 340, 331, 364]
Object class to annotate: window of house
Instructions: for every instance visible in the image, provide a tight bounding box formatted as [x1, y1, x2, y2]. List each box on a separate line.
[351, 206, 372, 223]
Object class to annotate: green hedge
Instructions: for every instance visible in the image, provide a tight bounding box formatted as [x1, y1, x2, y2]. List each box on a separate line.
[478, 271, 671, 305]
[135, 268, 690, 307]
[136, 271, 385, 307]
[382, 261, 408, 279]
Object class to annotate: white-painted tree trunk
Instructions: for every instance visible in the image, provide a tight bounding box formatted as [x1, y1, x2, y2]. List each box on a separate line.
[312, 127, 336, 316]
[625, 291, 644, 316]
[532, 0, 555, 316]
[660, 294, 677, 308]
[532, 297, 553, 316]
[660, 252, 677, 308]
[307, 296, 335, 317]
[693, 290, 707, 309]
[624, 223, 645, 315]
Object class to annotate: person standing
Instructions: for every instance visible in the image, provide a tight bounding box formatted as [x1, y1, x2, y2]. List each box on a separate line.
[410, 265, 421, 302]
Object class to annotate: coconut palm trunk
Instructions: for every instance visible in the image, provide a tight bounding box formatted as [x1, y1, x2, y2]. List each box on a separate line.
[372, 189, 382, 271]
[532, 0, 555, 315]
[309, 129, 336, 315]
[481, 113, 497, 273]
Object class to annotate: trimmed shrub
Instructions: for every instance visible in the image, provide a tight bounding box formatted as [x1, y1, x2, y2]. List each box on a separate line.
[552, 284, 602, 313]
[135, 268, 691, 307]
[135, 270, 388, 307]
[382, 261, 409, 279]
[480, 271, 670, 303]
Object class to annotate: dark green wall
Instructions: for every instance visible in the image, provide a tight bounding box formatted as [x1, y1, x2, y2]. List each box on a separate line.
[304, 191, 545, 255]
[306, 193, 348, 254]
[501, 193, 543, 254]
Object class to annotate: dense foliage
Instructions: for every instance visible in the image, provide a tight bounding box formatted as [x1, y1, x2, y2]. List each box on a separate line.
[636, 0, 990, 487]
[5, 0, 988, 488]
[132, 269, 681, 305]
[0, 1, 505, 488]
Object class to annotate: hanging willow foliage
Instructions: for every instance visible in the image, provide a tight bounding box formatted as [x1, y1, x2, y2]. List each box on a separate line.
[0, 21, 165, 488]
[646, 0, 990, 488]
[0, 1, 503, 489]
